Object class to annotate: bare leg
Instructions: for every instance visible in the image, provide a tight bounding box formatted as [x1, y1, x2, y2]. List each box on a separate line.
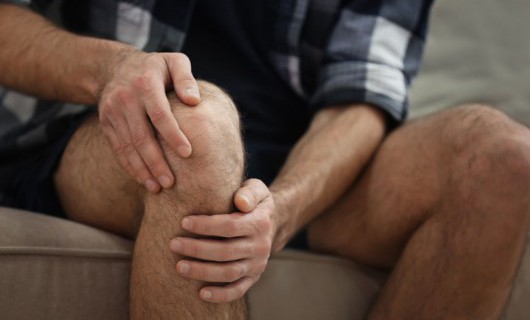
[308, 105, 530, 319]
[54, 82, 247, 319]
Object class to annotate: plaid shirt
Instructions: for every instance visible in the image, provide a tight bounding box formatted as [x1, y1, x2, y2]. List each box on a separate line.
[0, 0, 433, 156]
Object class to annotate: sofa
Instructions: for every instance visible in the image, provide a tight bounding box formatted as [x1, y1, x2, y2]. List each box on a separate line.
[1, 0, 530, 319]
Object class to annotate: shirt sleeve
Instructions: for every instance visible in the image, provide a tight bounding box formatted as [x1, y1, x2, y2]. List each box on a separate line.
[0, 0, 53, 11]
[310, 0, 434, 123]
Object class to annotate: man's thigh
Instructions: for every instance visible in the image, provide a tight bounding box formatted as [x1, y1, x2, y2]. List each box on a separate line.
[306, 104, 528, 268]
[54, 81, 244, 240]
[54, 114, 144, 238]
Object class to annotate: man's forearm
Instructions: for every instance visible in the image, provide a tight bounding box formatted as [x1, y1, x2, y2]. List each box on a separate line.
[0, 4, 204, 195]
[270, 104, 387, 251]
[0, 4, 135, 104]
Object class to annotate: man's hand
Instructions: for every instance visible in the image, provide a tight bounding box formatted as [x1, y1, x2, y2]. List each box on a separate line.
[169, 179, 275, 303]
[98, 51, 200, 193]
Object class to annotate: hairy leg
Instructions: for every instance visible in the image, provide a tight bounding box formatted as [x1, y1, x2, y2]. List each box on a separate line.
[55, 82, 247, 319]
[308, 105, 530, 319]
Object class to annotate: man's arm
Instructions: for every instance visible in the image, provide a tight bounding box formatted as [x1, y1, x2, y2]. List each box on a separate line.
[168, 0, 433, 302]
[269, 104, 387, 250]
[171, 103, 386, 301]
[0, 4, 122, 103]
[184, 102, 387, 250]
[0, 4, 199, 192]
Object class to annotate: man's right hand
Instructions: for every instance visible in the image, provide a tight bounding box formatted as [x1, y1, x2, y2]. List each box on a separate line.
[98, 51, 200, 193]
[0, 5, 199, 193]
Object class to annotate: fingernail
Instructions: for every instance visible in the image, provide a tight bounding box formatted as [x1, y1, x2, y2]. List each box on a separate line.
[178, 145, 192, 158]
[158, 175, 172, 189]
[145, 179, 158, 193]
[179, 262, 190, 274]
[202, 290, 212, 300]
[185, 87, 200, 99]
[240, 194, 250, 206]
[182, 218, 193, 230]
[170, 239, 182, 252]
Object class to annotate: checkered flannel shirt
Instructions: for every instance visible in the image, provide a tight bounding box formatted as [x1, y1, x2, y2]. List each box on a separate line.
[0, 0, 434, 157]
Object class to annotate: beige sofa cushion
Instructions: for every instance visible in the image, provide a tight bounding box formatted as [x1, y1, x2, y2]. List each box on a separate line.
[0, 208, 132, 319]
[0, 207, 384, 320]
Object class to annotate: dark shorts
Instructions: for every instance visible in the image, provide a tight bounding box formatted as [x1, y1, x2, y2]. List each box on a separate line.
[0, 111, 93, 218]
[0, 111, 308, 249]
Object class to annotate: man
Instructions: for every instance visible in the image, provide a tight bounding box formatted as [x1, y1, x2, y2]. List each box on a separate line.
[1, 1, 529, 320]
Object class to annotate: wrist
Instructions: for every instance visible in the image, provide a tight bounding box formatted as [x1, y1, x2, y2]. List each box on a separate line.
[94, 41, 139, 102]
[270, 190, 298, 252]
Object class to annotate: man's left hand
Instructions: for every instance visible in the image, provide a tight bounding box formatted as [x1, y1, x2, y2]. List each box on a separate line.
[169, 179, 275, 303]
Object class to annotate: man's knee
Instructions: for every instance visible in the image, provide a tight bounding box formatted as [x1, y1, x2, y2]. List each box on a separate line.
[152, 80, 245, 215]
[441, 104, 530, 179]
[437, 104, 530, 228]
[440, 105, 522, 155]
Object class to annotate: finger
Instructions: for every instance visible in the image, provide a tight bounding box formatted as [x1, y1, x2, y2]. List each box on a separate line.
[181, 213, 258, 238]
[234, 179, 270, 212]
[200, 277, 255, 303]
[170, 237, 255, 262]
[176, 260, 248, 283]
[112, 116, 160, 193]
[101, 125, 138, 182]
[142, 77, 192, 159]
[165, 53, 200, 105]
[126, 111, 175, 189]
[182, 212, 272, 238]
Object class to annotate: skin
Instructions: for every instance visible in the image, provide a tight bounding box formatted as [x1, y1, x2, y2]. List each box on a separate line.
[0, 4, 199, 192]
[4, 3, 530, 320]
[55, 85, 252, 317]
[308, 105, 530, 319]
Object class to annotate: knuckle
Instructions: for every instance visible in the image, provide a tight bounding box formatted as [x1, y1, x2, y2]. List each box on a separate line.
[133, 74, 154, 92]
[122, 142, 135, 155]
[131, 129, 147, 147]
[255, 241, 271, 257]
[224, 268, 237, 281]
[173, 52, 190, 65]
[146, 161, 165, 174]
[98, 99, 111, 113]
[122, 160, 134, 171]
[115, 88, 133, 107]
[237, 263, 247, 278]
[111, 143, 124, 155]
[226, 264, 245, 281]
[257, 216, 272, 233]
[178, 74, 195, 84]
[149, 107, 167, 125]
[99, 101, 117, 120]
[137, 168, 151, 181]
[144, 53, 161, 65]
